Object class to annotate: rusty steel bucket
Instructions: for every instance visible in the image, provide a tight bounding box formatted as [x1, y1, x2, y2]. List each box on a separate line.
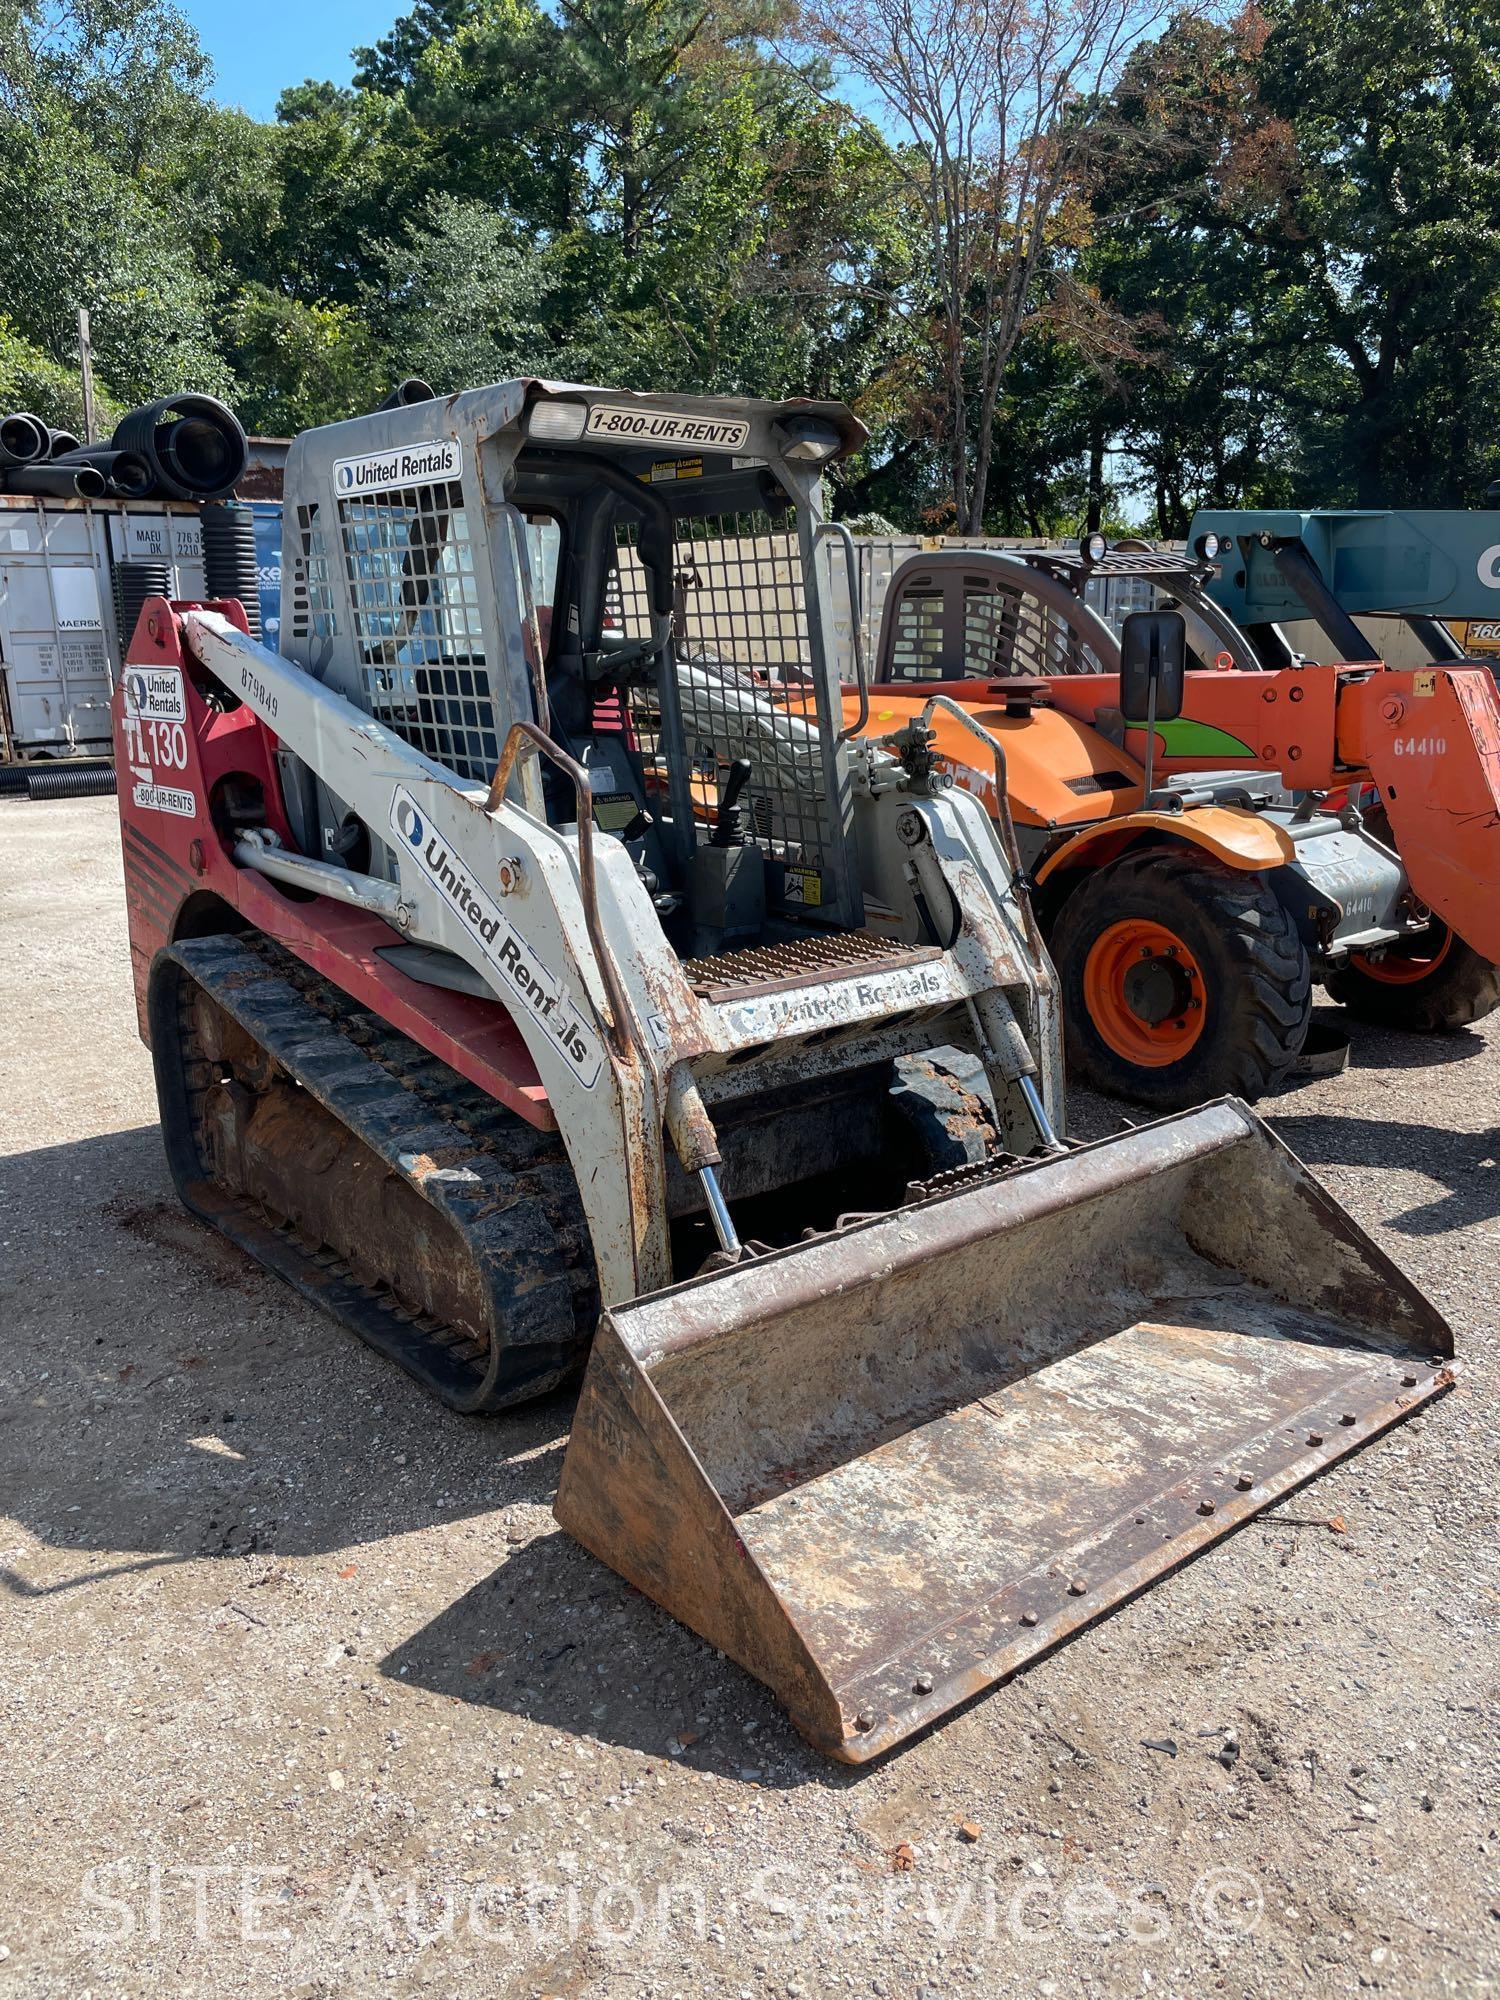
[554, 1100, 1453, 1761]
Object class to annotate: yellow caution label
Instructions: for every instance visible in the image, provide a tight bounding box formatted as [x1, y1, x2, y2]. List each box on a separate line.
[648, 456, 703, 483]
[1413, 670, 1437, 696]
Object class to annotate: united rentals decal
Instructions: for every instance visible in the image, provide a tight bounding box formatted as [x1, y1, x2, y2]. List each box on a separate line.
[390, 788, 602, 1088]
[333, 438, 462, 495]
[123, 666, 186, 723]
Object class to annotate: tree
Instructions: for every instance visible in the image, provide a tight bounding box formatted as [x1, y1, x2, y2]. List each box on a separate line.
[0, 315, 122, 432]
[0, 0, 238, 402]
[791, 0, 1173, 531]
[220, 287, 383, 432]
[370, 195, 560, 388]
[1080, 9, 1308, 528]
[1251, 0, 1500, 504]
[1087, 0, 1500, 515]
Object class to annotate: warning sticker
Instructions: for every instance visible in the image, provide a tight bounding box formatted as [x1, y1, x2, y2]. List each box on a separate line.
[648, 457, 704, 483]
[123, 666, 186, 723]
[583, 406, 750, 452]
[782, 867, 823, 908]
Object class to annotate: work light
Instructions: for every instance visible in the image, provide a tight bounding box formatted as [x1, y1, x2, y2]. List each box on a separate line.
[526, 400, 588, 443]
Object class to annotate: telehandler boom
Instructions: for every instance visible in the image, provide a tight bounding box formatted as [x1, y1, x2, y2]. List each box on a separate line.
[114, 381, 1452, 1758]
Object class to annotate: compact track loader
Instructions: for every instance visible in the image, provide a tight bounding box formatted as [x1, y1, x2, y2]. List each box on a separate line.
[853, 542, 1500, 1109]
[113, 382, 1453, 1760]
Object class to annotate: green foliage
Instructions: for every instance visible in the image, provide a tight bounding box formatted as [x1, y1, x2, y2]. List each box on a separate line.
[370, 195, 561, 389]
[0, 0, 237, 404]
[0, 316, 121, 432]
[0, 0, 1496, 522]
[219, 287, 383, 433]
[1086, 0, 1500, 520]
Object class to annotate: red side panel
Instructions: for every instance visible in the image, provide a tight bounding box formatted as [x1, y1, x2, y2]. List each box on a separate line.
[113, 599, 552, 1128]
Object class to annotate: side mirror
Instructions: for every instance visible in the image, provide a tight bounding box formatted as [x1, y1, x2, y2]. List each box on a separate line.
[1119, 611, 1187, 724]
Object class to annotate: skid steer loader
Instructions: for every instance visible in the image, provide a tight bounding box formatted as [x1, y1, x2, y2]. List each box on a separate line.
[113, 381, 1453, 1761]
[850, 541, 1500, 1109]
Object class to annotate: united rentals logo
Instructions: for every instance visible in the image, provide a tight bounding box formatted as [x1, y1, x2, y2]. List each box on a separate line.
[123, 667, 186, 723]
[333, 438, 462, 495]
[392, 790, 601, 1087]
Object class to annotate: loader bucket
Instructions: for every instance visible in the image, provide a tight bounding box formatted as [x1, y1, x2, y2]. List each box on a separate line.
[554, 1100, 1453, 1761]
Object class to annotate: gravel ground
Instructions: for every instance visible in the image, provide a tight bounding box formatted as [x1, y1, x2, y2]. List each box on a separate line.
[1, 795, 1496, 2000]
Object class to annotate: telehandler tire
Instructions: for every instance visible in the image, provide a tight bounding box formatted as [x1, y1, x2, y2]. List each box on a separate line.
[1050, 848, 1311, 1111]
[1323, 923, 1500, 1033]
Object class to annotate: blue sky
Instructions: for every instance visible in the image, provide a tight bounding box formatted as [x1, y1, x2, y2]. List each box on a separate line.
[179, 2, 406, 119]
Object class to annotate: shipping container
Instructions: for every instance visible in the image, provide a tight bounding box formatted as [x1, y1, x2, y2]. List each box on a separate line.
[0, 496, 208, 760]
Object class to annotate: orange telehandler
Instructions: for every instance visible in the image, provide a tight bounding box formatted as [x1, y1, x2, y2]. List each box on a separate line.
[844, 543, 1500, 1108]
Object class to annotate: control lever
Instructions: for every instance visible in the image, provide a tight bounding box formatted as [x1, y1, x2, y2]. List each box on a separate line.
[711, 759, 753, 847]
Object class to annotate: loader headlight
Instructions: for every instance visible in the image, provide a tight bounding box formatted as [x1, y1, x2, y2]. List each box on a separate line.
[772, 417, 844, 464]
[1083, 531, 1108, 564]
[1195, 531, 1221, 561]
[526, 399, 589, 444]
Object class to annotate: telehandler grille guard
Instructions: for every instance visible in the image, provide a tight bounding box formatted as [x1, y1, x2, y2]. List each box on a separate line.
[556, 1099, 1452, 1761]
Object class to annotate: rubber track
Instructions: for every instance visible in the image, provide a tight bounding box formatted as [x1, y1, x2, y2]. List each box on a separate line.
[152, 934, 597, 1411]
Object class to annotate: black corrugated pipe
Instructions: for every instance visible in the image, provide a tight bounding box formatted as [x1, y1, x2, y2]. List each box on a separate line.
[200, 501, 262, 639]
[376, 378, 437, 410]
[27, 761, 118, 801]
[112, 392, 248, 501]
[0, 413, 47, 467]
[54, 447, 154, 498]
[46, 428, 83, 459]
[115, 561, 173, 651]
[3, 462, 107, 499]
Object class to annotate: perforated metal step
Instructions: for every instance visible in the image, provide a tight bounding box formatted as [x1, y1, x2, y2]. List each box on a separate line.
[684, 929, 940, 1003]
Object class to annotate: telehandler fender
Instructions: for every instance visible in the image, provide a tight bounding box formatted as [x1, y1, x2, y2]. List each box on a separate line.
[1033, 806, 1295, 889]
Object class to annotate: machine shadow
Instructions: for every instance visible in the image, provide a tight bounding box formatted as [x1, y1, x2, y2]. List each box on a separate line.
[1314, 1009, 1493, 1074]
[0, 1123, 573, 1587]
[1272, 1109, 1500, 1234]
[380, 1537, 854, 1789]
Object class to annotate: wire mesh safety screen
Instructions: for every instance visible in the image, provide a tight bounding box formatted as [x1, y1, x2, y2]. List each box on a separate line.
[336, 480, 499, 782]
[611, 511, 835, 908]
